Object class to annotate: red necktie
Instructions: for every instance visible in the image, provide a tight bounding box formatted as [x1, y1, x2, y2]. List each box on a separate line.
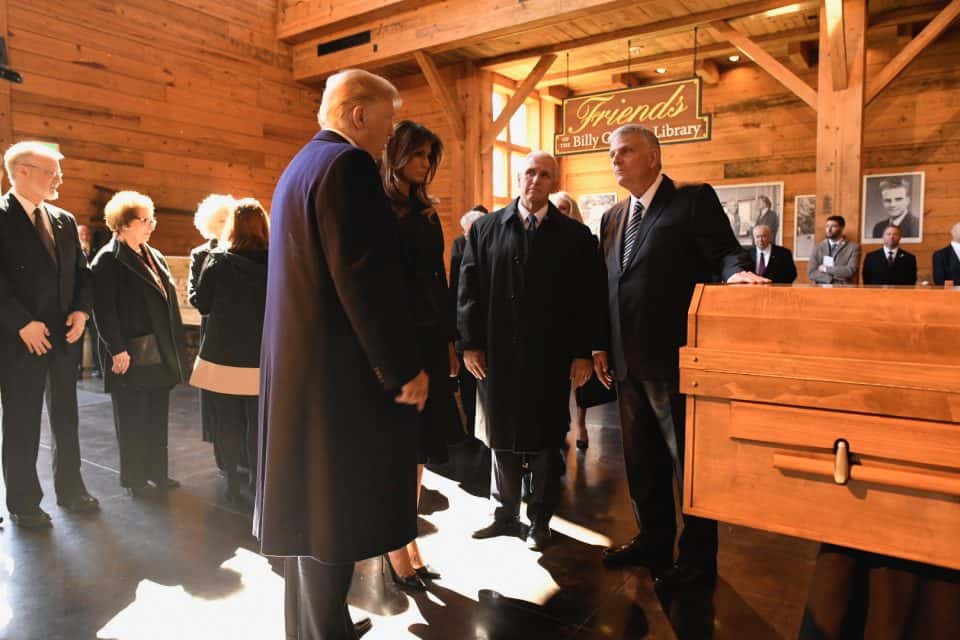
[887, 251, 895, 267]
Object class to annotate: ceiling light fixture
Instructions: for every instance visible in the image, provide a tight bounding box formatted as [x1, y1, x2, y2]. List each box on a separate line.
[764, 3, 805, 18]
[728, 54, 740, 62]
[655, 67, 667, 74]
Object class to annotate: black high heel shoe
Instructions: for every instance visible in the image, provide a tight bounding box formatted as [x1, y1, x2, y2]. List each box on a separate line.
[576, 439, 589, 450]
[383, 555, 427, 591]
[414, 565, 441, 581]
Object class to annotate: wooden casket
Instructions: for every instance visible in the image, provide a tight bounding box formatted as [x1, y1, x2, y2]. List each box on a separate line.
[679, 284, 960, 569]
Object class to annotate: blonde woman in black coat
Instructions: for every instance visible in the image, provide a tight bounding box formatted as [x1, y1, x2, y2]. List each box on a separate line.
[191, 199, 269, 509]
[91, 191, 187, 496]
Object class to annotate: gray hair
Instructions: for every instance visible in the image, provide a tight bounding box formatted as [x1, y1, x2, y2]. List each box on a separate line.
[753, 224, 771, 235]
[318, 69, 401, 129]
[4, 141, 64, 177]
[610, 125, 661, 153]
[460, 209, 484, 234]
[515, 150, 559, 183]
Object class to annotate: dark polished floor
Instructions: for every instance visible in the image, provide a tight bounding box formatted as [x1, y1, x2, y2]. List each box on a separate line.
[0, 378, 819, 640]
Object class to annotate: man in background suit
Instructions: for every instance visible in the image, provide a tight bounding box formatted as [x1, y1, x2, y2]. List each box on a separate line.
[871, 176, 920, 239]
[753, 195, 779, 241]
[863, 224, 917, 285]
[749, 224, 797, 283]
[0, 141, 99, 527]
[77, 224, 102, 378]
[256, 69, 428, 640]
[809, 216, 860, 284]
[593, 125, 766, 591]
[932, 221, 960, 285]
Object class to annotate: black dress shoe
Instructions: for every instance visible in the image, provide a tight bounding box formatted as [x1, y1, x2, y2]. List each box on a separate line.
[654, 564, 717, 591]
[414, 565, 441, 581]
[58, 493, 100, 513]
[528, 524, 552, 551]
[149, 478, 181, 490]
[602, 536, 669, 569]
[383, 555, 427, 592]
[472, 519, 527, 540]
[353, 616, 373, 638]
[10, 508, 53, 528]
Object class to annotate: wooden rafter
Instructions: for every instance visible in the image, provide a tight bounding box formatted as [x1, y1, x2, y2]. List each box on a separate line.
[480, 55, 556, 154]
[709, 19, 818, 110]
[865, 0, 960, 105]
[413, 51, 466, 142]
[825, 0, 848, 90]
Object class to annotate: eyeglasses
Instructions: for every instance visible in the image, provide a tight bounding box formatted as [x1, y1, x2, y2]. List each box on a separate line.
[135, 216, 158, 228]
[22, 164, 64, 180]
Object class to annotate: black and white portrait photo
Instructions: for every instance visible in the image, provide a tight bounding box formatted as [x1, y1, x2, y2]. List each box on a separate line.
[862, 172, 924, 243]
[794, 194, 815, 261]
[714, 182, 784, 246]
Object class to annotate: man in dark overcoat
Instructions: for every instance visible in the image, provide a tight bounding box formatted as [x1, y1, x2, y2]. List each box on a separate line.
[255, 69, 428, 640]
[593, 125, 766, 591]
[459, 151, 599, 551]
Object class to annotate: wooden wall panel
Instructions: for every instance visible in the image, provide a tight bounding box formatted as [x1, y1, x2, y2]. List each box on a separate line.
[3, 0, 321, 255]
[558, 31, 960, 284]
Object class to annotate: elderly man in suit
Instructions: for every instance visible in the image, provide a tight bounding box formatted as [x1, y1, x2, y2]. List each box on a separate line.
[932, 221, 960, 285]
[593, 125, 766, 591]
[255, 69, 428, 640]
[749, 224, 797, 283]
[0, 141, 99, 527]
[809, 216, 861, 284]
[459, 152, 599, 551]
[863, 224, 917, 285]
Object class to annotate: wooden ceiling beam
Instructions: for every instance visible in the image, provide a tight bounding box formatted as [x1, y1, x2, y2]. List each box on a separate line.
[413, 51, 466, 142]
[480, 55, 557, 154]
[824, 0, 848, 90]
[291, 0, 640, 82]
[709, 20, 817, 109]
[696, 59, 721, 84]
[788, 41, 818, 69]
[480, 0, 818, 68]
[277, 0, 434, 43]
[865, 0, 960, 105]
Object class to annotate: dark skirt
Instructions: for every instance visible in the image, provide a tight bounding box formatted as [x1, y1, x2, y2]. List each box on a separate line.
[416, 326, 462, 464]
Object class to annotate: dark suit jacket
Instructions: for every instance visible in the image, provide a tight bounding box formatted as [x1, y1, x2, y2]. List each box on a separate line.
[862, 248, 917, 285]
[747, 244, 797, 284]
[872, 213, 920, 239]
[449, 234, 466, 333]
[256, 129, 422, 563]
[0, 192, 92, 360]
[599, 176, 751, 380]
[91, 238, 187, 392]
[932, 245, 960, 285]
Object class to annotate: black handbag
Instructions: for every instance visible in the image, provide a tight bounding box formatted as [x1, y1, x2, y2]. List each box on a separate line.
[575, 373, 618, 409]
[127, 333, 163, 367]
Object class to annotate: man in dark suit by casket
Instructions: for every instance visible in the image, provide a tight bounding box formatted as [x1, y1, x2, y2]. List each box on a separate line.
[932, 221, 960, 285]
[862, 224, 917, 285]
[593, 125, 765, 591]
[0, 141, 99, 527]
[255, 69, 428, 640]
[748, 224, 797, 284]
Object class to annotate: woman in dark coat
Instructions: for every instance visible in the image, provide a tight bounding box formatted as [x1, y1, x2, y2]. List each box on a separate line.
[91, 191, 187, 496]
[191, 198, 269, 510]
[382, 120, 461, 587]
[188, 194, 235, 473]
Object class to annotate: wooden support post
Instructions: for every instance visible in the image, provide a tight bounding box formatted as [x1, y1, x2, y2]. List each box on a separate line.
[414, 50, 466, 142]
[865, 0, 960, 105]
[480, 54, 556, 153]
[825, 0, 848, 90]
[815, 0, 867, 244]
[709, 19, 818, 109]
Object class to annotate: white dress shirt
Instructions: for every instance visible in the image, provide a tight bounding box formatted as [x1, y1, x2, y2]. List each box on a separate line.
[756, 245, 772, 270]
[627, 173, 664, 226]
[517, 200, 548, 226]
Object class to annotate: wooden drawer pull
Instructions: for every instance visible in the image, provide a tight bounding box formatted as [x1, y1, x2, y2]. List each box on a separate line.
[773, 452, 960, 497]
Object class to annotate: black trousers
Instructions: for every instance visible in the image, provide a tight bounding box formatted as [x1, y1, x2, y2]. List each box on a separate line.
[207, 391, 257, 490]
[284, 556, 357, 640]
[0, 341, 87, 513]
[457, 353, 478, 437]
[110, 386, 170, 488]
[491, 447, 563, 526]
[616, 373, 717, 570]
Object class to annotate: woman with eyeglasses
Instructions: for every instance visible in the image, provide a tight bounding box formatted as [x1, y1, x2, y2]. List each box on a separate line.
[91, 191, 187, 496]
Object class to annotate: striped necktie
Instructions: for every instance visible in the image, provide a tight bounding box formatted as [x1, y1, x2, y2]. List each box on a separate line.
[621, 199, 644, 271]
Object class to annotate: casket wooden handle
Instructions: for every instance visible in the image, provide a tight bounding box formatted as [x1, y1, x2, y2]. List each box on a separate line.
[772, 452, 960, 497]
[833, 439, 850, 485]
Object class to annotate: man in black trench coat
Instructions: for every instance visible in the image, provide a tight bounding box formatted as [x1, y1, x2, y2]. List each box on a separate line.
[255, 69, 428, 640]
[459, 151, 601, 551]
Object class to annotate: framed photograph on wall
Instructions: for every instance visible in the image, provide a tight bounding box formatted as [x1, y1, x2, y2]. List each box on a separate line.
[861, 172, 924, 243]
[794, 194, 816, 261]
[577, 192, 618, 238]
[713, 182, 784, 247]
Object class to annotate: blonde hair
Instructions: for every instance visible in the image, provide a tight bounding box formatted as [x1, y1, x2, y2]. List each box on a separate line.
[194, 194, 236, 240]
[4, 141, 64, 177]
[550, 191, 583, 223]
[318, 69, 401, 129]
[104, 191, 155, 232]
